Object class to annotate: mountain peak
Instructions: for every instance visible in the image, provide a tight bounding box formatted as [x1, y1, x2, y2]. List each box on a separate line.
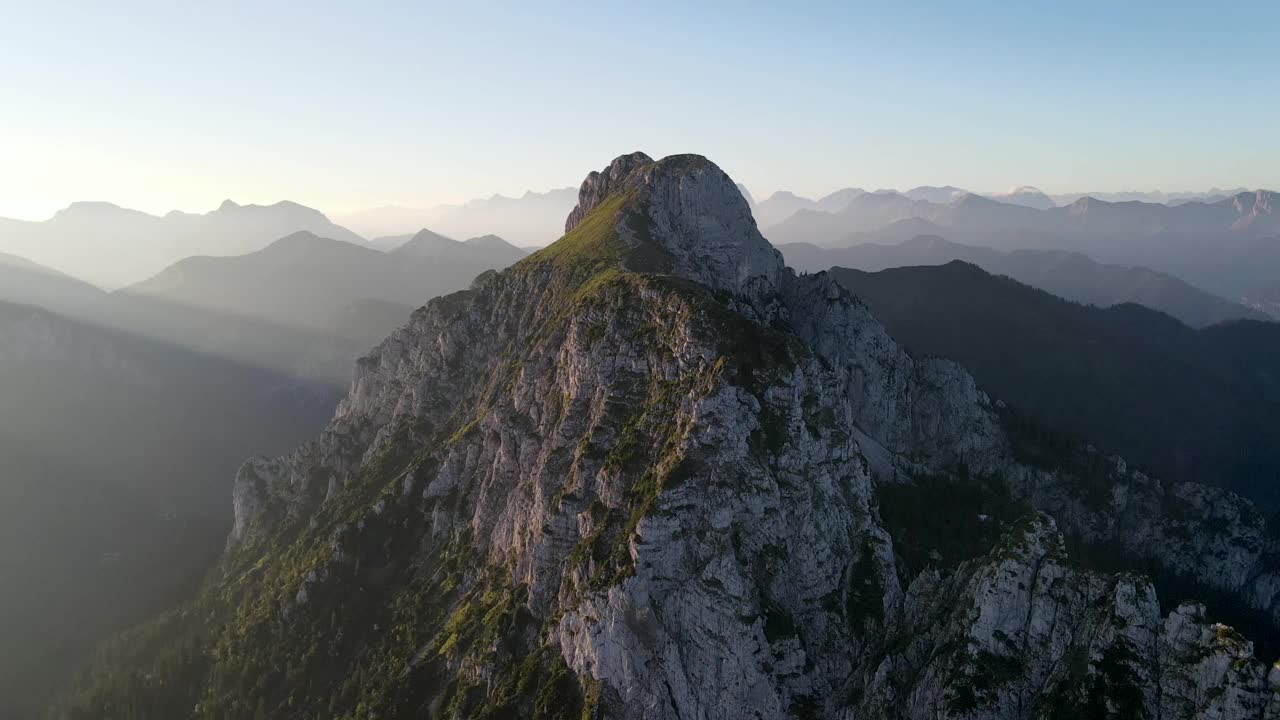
[261, 229, 325, 251]
[233, 230, 365, 265]
[901, 233, 955, 249]
[558, 152, 783, 296]
[388, 228, 460, 257]
[991, 186, 1057, 209]
[53, 201, 140, 220]
[904, 185, 968, 203]
[409, 227, 458, 245]
[949, 191, 996, 207]
[1067, 196, 1097, 212]
[463, 233, 513, 249]
[218, 199, 240, 211]
[65, 200, 122, 211]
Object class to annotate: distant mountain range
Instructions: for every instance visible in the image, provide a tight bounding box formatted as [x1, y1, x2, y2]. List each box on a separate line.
[760, 189, 1280, 314]
[336, 188, 578, 247]
[0, 252, 104, 315]
[764, 188, 1279, 248]
[0, 227, 524, 713]
[367, 229, 527, 264]
[1051, 188, 1251, 206]
[751, 188, 868, 227]
[365, 227, 453, 252]
[752, 186, 1245, 227]
[764, 191, 1046, 246]
[752, 185, 1049, 228]
[0, 200, 363, 289]
[832, 261, 1280, 506]
[0, 228, 527, 385]
[900, 185, 969, 204]
[0, 247, 370, 385]
[990, 186, 1057, 209]
[126, 230, 524, 330]
[11, 185, 1242, 290]
[0, 300, 336, 717]
[0, 226, 525, 713]
[780, 235, 1270, 328]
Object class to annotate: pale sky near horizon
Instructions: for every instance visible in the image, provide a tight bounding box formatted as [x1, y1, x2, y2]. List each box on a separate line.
[2, 0, 1277, 221]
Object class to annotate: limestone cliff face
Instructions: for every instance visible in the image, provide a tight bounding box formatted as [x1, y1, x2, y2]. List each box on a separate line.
[856, 514, 1277, 719]
[1008, 461, 1280, 627]
[206, 153, 1280, 718]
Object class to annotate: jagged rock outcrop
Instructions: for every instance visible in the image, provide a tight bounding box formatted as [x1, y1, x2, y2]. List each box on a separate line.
[564, 151, 654, 234]
[69, 153, 1280, 720]
[567, 152, 783, 299]
[1010, 461, 1280, 621]
[780, 271, 1006, 471]
[855, 514, 1278, 719]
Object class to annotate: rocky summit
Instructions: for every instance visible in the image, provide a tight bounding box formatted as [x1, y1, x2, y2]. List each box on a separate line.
[58, 154, 1280, 719]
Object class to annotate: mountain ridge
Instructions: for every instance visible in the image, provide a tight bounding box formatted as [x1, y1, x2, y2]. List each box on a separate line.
[0, 299, 337, 718]
[335, 187, 579, 246]
[830, 260, 1280, 505]
[762, 190, 1280, 313]
[0, 199, 364, 289]
[780, 234, 1270, 328]
[765, 188, 1280, 247]
[122, 229, 523, 332]
[56, 153, 1280, 720]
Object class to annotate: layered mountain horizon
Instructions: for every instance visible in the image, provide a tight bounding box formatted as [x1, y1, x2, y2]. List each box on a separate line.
[780, 234, 1271, 328]
[831, 260, 1280, 505]
[0, 223, 533, 715]
[12, 180, 1274, 315]
[333, 187, 580, 248]
[0, 299, 340, 718]
[0, 199, 364, 290]
[51, 152, 1280, 720]
[761, 188, 1280, 317]
[763, 188, 1280, 247]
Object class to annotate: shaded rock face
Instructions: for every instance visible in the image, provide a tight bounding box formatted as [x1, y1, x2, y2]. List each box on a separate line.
[629, 154, 784, 297]
[779, 271, 1005, 470]
[160, 154, 1280, 718]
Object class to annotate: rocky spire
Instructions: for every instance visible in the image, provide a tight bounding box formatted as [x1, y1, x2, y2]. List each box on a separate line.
[564, 151, 652, 233]
[566, 152, 785, 298]
[629, 154, 784, 297]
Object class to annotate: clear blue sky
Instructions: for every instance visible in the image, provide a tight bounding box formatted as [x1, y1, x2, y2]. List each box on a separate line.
[2, 0, 1276, 219]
